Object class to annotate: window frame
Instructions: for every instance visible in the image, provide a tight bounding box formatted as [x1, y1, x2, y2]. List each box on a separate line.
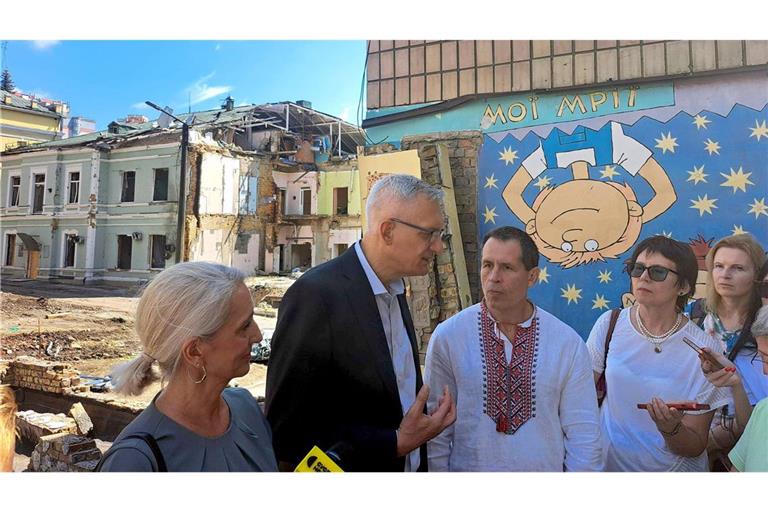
[121, 171, 136, 203]
[67, 171, 81, 204]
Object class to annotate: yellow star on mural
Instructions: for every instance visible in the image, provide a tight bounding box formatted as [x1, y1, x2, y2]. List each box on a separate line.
[720, 167, 754, 193]
[600, 165, 619, 180]
[538, 266, 550, 284]
[592, 294, 610, 310]
[690, 194, 718, 216]
[534, 175, 552, 190]
[732, 225, 748, 236]
[687, 165, 708, 185]
[498, 147, 518, 166]
[654, 132, 678, 154]
[483, 205, 498, 224]
[749, 120, 768, 142]
[704, 138, 721, 155]
[747, 198, 768, 219]
[692, 114, 711, 130]
[598, 270, 612, 284]
[561, 284, 582, 305]
[484, 174, 499, 189]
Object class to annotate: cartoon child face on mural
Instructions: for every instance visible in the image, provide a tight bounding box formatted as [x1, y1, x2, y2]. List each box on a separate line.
[527, 179, 643, 268]
[502, 121, 677, 269]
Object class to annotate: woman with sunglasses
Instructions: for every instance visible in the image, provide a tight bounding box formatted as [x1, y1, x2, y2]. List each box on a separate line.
[586, 236, 729, 471]
[685, 235, 767, 470]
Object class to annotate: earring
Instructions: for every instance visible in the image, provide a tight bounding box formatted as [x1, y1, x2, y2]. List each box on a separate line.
[187, 364, 207, 384]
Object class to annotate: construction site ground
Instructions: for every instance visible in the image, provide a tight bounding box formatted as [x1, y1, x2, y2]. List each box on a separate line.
[1, 275, 295, 414]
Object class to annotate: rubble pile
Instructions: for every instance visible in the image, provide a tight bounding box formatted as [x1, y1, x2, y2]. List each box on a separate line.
[28, 433, 102, 472]
[16, 410, 78, 444]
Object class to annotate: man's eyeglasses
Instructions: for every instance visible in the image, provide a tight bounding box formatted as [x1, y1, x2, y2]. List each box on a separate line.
[627, 262, 679, 282]
[389, 218, 448, 244]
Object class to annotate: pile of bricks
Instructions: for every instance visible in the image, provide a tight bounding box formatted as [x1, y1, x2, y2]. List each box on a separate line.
[28, 433, 102, 472]
[15, 410, 78, 444]
[2, 356, 88, 394]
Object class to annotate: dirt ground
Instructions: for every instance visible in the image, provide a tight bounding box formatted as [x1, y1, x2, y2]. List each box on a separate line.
[0, 275, 296, 408]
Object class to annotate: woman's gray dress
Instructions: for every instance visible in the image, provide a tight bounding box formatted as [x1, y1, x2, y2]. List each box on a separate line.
[98, 387, 278, 472]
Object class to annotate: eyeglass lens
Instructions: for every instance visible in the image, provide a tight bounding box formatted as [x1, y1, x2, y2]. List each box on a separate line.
[630, 263, 669, 281]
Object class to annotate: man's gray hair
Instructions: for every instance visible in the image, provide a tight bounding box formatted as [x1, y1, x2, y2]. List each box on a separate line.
[751, 305, 768, 338]
[366, 174, 444, 230]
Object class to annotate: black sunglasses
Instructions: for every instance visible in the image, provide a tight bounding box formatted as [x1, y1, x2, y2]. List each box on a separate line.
[627, 262, 679, 282]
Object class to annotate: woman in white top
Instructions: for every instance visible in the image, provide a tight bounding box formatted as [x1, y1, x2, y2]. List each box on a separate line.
[587, 236, 729, 471]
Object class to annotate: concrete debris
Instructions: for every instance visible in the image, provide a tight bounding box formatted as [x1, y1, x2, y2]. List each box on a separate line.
[69, 402, 94, 436]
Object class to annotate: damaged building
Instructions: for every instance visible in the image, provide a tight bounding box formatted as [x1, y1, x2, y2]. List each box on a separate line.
[0, 97, 365, 282]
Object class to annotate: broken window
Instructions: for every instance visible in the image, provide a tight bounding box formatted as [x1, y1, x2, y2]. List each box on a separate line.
[301, 188, 311, 215]
[32, 174, 45, 213]
[64, 234, 76, 267]
[5, 234, 15, 266]
[150, 234, 166, 268]
[335, 243, 349, 257]
[121, 171, 135, 202]
[279, 188, 287, 215]
[68, 172, 80, 204]
[235, 234, 250, 254]
[153, 168, 168, 201]
[117, 235, 132, 270]
[9, 176, 20, 206]
[334, 187, 349, 215]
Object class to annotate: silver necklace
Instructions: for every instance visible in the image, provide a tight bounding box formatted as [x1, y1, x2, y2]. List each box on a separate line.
[634, 306, 682, 353]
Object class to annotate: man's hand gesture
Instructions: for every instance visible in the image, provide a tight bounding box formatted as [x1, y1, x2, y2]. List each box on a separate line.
[396, 384, 456, 457]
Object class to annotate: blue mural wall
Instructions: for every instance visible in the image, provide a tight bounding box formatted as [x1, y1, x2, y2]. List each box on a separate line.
[365, 71, 768, 340]
[479, 102, 768, 339]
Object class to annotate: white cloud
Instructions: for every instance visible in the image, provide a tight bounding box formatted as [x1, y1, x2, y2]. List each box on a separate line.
[185, 72, 232, 106]
[31, 40, 60, 50]
[131, 102, 151, 110]
[338, 107, 351, 122]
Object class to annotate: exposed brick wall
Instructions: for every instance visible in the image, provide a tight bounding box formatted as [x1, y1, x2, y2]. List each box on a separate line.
[364, 133, 483, 356]
[28, 433, 102, 472]
[2, 357, 87, 394]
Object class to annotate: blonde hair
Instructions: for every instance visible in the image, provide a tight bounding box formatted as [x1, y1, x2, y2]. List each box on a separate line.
[704, 234, 765, 316]
[111, 262, 246, 395]
[0, 384, 17, 472]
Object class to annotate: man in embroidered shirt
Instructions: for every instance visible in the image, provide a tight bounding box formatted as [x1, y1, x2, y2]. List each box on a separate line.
[424, 226, 602, 471]
[266, 174, 456, 471]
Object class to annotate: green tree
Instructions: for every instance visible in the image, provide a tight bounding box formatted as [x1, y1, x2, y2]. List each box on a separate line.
[1, 69, 15, 93]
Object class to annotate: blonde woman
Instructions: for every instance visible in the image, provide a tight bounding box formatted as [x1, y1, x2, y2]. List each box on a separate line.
[686, 235, 767, 468]
[0, 384, 18, 472]
[97, 262, 278, 472]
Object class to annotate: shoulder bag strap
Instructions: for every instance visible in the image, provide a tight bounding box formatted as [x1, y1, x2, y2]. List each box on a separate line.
[602, 308, 621, 370]
[94, 432, 167, 472]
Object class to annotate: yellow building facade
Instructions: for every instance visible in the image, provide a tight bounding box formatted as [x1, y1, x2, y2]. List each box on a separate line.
[1, 91, 67, 151]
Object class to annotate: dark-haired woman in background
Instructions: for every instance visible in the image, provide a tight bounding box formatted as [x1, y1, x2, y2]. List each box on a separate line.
[587, 236, 729, 471]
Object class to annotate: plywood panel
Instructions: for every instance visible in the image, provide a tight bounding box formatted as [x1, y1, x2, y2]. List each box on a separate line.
[494, 40, 511, 63]
[367, 52, 379, 80]
[426, 43, 441, 73]
[395, 77, 410, 106]
[442, 71, 458, 100]
[477, 66, 493, 94]
[395, 48, 409, 77]
[380, 50, 394, 79]
[410, 45, 425, 74]
[410, 76, 425, 104]
[459, 40, 475, 68]
[459, 68, 475, 96]
[441, 41, 458, 70]
[477, 40, 493, 66]
[513, 40, 530, 61]
[426, 73, 441, 101]
[494, 63, 511, 93]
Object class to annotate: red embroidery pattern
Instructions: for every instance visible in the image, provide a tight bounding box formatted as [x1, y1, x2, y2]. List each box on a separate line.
[478, 301, 539, 435]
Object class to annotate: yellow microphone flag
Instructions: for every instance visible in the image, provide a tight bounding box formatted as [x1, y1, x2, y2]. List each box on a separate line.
[295, 445, 344, 472]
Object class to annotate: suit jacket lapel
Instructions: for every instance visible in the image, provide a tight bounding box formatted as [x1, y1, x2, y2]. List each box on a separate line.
[397, 293, 423, 390]
[339, 248, 400, 403]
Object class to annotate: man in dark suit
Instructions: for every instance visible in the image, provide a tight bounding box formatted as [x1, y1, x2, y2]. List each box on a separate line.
[265, 174, 456, 472]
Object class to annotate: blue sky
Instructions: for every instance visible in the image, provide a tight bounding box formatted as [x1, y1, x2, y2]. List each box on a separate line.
[2, 40, 367, 130]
